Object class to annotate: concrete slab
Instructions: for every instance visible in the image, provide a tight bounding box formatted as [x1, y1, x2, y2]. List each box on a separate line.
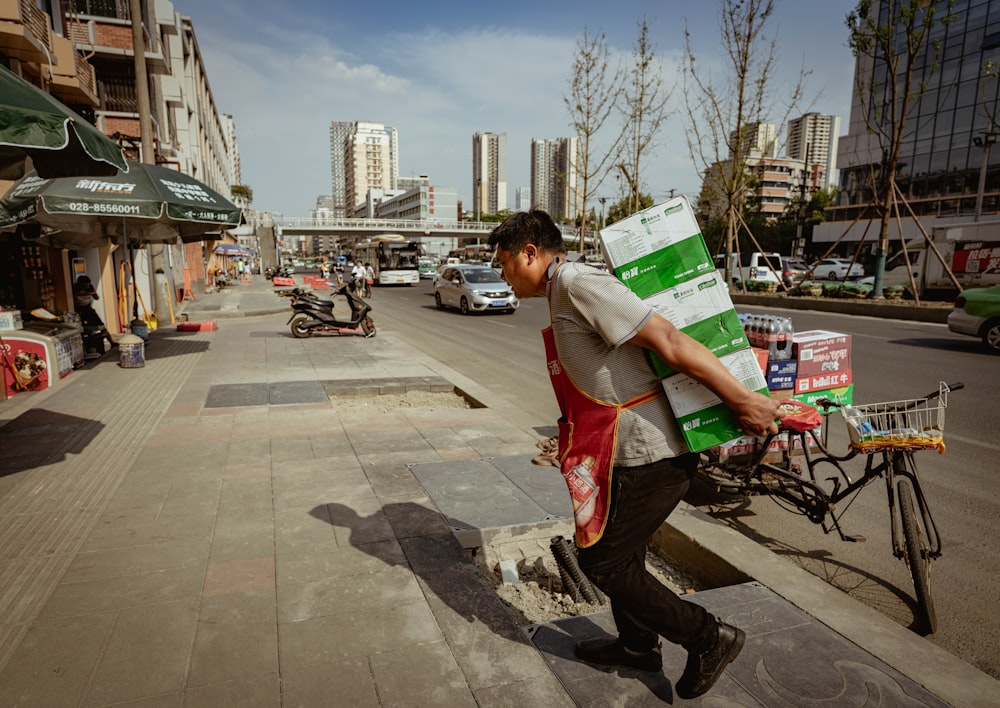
[527, 582, 949, 706]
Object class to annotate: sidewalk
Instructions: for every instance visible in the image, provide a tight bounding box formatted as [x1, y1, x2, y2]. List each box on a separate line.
[0, 275, 995, 706]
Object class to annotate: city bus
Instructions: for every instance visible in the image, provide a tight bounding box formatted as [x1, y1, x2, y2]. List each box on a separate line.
[353, 235, 421, 285]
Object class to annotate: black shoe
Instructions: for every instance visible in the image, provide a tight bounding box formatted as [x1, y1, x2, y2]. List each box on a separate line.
[574, 636, 662, 672]
[675, 622, 745, 699]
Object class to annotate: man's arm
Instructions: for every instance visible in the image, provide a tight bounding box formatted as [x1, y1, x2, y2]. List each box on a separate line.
[629, 314, 780, 437]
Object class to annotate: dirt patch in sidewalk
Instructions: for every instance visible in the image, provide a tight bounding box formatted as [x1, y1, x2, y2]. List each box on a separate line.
[332, 389, 472, 415]
[483, 547, 700, 624]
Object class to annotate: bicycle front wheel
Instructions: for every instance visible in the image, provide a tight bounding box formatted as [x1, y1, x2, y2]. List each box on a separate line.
[897, 477, 937, 634]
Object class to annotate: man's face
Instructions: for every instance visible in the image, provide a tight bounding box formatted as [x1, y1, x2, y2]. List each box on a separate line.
[494, 244, 544, 299]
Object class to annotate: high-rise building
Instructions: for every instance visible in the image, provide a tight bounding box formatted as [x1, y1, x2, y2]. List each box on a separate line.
[331, 121, 398, 217]
[329, 121, 353, 218]
[515, 186, 532, 212]
[787, 113, 840, 192]
[472, 132, 507, 218]
[344, 122, 399, 214]
[530, 137, 580, 220]
[815, 0, 1000, 245]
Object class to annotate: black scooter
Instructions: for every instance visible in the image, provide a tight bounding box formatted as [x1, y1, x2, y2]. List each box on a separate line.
[287, 278, 375, 338]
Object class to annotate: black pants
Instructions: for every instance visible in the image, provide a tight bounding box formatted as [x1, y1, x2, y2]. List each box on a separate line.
[577, 454, 713, 652]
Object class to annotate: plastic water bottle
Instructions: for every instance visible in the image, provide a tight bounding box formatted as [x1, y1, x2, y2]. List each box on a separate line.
[774, 317, 793, 361]
[766, 316, 779, 361]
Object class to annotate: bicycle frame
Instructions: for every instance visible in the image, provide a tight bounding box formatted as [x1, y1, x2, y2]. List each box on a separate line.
[700, 415, 940, 556]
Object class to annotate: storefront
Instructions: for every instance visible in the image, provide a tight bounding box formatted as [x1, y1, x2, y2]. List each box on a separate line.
[1, 232, 85, 399]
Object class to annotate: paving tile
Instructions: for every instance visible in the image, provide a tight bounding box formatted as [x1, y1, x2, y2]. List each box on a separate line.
[423, 589, 553, 689]
[277, 563, 422, 623]
[205, 383, 268, 408]
[217, 477, 273, 514]
[472, 674, 577, 708]
[280, 656, 380, 707]
[277, 600, 444, 665]
[369, 639, 477, 707]
[61, 539, 211, 582]
[221, 461, 271, 480]
[275, 537, 406, 586]
[0, 612, 115, 707]
[268, 381, 329, 405]
[182, 672, 280, 707]
[325, 498, 396, 545]
[187, 589, 278, 688]
[202, 556, 275, 598]
[208, 512, 275, 563]
[85, 600, 199, 706]
[38, 566, 206, 620]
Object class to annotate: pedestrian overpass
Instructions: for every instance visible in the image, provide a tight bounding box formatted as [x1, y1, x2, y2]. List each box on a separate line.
[273, 216, 593, 248]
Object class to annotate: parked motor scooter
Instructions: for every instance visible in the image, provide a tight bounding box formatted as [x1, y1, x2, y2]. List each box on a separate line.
[287, 277, 375, 338]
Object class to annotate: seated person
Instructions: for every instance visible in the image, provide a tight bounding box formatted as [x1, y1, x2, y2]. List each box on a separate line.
[74, 276, 114, 347]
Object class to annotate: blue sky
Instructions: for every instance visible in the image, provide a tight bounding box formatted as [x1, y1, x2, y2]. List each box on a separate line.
[172, 0, 858, 217]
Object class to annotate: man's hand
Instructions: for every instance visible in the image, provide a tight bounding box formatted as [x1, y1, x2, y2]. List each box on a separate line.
[734, 391, 781, 437]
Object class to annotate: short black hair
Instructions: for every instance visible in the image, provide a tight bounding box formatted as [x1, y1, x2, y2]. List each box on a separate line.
[488, 209, 566, 256]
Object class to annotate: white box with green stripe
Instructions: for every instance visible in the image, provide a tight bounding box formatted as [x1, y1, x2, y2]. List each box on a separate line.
[662, 348, 771, 452]
[599, 197, 715, 296]
[643, 271, 748, 377]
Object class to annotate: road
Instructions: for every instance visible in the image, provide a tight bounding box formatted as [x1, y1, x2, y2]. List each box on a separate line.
[365, 278, 1000, 679]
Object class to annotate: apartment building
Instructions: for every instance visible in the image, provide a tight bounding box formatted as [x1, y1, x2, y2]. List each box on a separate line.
[530, 137, 580, 221]
[0, 0, 238, 318]
[343, 121, 399, 213]
[787, 113, 840, 192]
[472, 131, 507, 217]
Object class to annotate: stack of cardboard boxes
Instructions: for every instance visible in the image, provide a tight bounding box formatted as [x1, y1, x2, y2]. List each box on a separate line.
[598, 197, 769, 452]
[755, 330, 854, 407]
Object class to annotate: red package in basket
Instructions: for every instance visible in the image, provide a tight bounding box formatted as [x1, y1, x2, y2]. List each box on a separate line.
[777, 399, 823, 432]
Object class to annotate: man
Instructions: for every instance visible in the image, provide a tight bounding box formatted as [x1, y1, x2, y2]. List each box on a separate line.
[350, 261, 366, 296]
[488, 210, 780, 699]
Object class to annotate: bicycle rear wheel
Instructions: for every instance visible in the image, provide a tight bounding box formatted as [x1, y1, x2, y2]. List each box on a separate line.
[897, 476, 937, 634]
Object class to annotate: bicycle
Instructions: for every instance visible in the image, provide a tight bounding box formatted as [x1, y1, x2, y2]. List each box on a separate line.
[697, 381, 963, 634]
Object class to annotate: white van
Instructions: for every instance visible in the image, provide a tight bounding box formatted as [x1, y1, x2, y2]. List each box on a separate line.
[714, 252, 782, 286]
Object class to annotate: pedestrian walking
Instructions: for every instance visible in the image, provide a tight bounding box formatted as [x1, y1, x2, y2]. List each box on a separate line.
[488, 209, 780, 699]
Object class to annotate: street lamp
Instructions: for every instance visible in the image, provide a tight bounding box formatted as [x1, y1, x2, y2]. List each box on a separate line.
[974, 131, 996, 221]
[598, 197, 608, 232]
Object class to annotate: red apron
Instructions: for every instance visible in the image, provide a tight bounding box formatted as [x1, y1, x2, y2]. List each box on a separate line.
[542, 325, 660, 547]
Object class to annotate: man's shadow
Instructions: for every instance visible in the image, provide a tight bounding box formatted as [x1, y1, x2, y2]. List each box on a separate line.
[311, 501, 531, 643]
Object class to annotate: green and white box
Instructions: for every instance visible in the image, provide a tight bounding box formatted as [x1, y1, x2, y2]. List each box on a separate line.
[599, 196, 715, 299]
[644, 271, 748, 377]
[662, 348, 770, 451]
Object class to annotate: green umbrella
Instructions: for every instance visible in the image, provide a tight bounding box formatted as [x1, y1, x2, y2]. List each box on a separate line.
[0, 64, 129, 180]
[0, 161, 242, 247]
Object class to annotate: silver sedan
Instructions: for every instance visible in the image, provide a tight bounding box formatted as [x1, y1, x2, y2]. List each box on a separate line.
[434, 264, 518, 314]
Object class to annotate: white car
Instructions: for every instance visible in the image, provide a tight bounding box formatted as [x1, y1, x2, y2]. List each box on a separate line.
[434, 264, 518, 314]
[809, 258, 865, 280]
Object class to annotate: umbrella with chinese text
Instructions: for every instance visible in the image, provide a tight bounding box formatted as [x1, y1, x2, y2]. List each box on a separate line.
[0, 64, 129, 180]
[0, 161, 242, 247]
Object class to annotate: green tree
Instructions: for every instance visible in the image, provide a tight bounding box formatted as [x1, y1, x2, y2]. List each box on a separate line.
[846, 0, 954, 298]
[682, 0, 808, 287]
[617, 17, 672, 215]
[564, 29, 625, 253]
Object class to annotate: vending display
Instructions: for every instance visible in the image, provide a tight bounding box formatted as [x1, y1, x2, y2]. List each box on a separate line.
[1, 320, 84, 398]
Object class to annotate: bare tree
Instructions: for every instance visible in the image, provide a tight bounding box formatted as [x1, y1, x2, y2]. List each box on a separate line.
[617, 17, 672, 214]
[845, 0, 955, 297]
[564, 29, 624, 252]
[682, 0, 807, 285]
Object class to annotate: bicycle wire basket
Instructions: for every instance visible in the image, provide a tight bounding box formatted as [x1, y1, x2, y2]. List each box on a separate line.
[840, 382, 949, 452]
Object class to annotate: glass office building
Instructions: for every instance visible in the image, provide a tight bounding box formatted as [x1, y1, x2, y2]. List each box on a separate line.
[834, 0, 1000, 222]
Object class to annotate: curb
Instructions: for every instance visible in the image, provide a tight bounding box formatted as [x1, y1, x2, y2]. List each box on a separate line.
[655, 503, 1000, 704]
[730, 293, 953, 323]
